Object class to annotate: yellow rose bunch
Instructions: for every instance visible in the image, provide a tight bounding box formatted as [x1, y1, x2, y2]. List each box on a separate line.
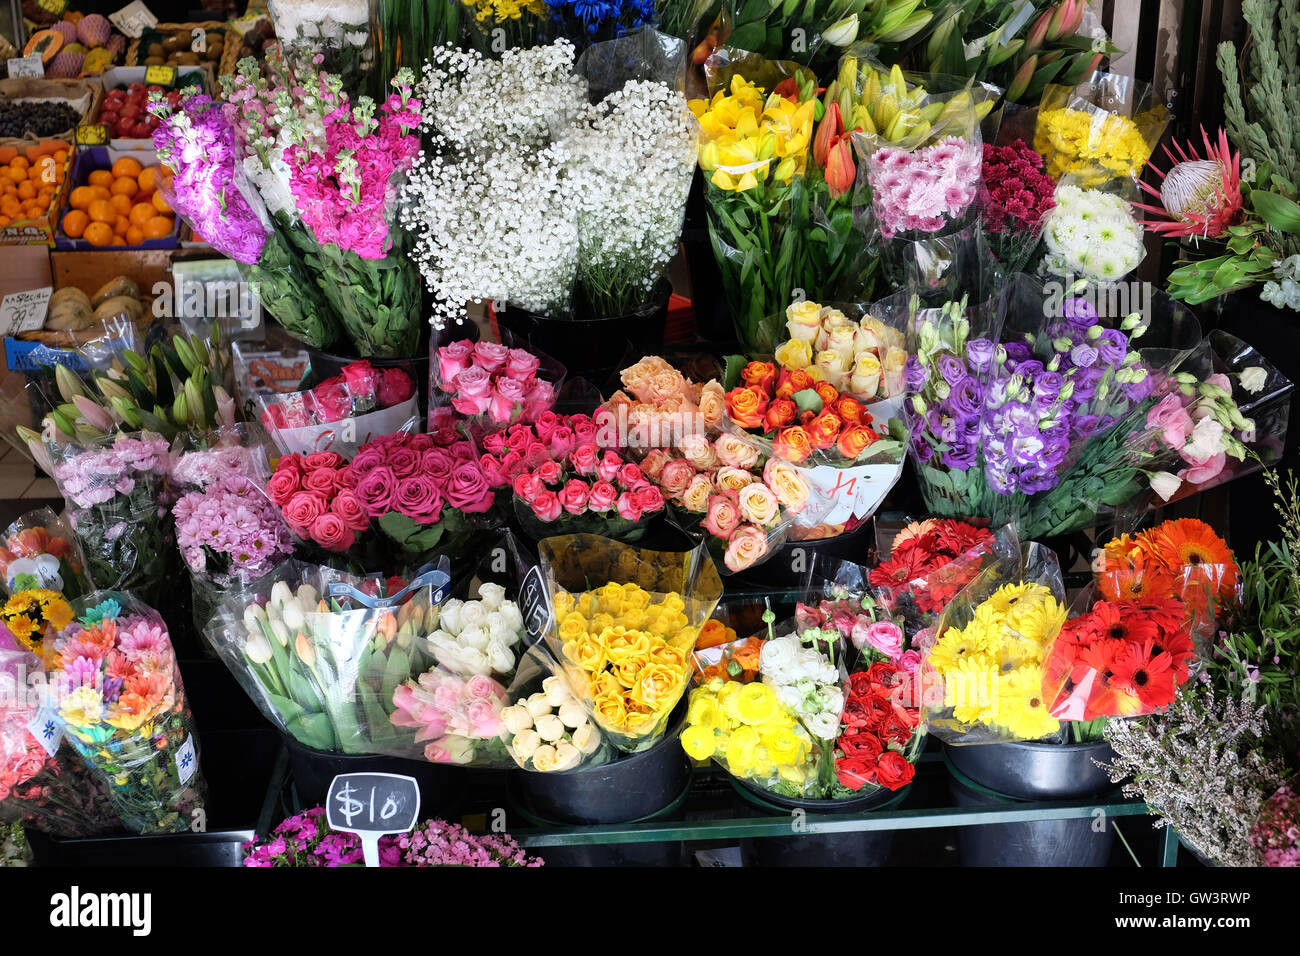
[680, 678, 813, 788]
[774, 300, 908, 400]
[1034, 108, 1155, 184]
[928, 582, 1067, 740]
[556, 582, 697, 742]
[688, 75, 816, 193]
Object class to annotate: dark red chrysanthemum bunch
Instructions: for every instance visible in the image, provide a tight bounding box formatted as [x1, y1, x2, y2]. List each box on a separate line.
[1043, 597, 1196, 721]
[980, 139, 1057, 234]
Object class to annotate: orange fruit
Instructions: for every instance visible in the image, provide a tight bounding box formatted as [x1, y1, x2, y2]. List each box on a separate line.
[150, 190, 172, 214]
[110, 157, 143, 179]
[111, 236, 125, 246]
[125, 225, 145, 245]
[128, 202, 154, 226]
[89, 185, 111, 202]
[83, 221, 113, 246]
[137, 166, 159, 195]
[16, 181, 34, 200]
[87, 199, 115, 224]
[62, 209, 88, 238]
[109, 193, 132, 215]
[68, 186, 95, 210]
[0, 216, 9, 228]
[9, 157, 28, 172]
[113, 215, 130, 236]
[30, 157, 56, 183]
[53, 149, 68, 166]
[142, 215, 173, 240]
[110, 176, 137, 199]
[88, 169, 113, 187]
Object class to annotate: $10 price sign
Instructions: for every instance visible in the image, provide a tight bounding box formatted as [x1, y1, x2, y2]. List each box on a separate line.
[326, 772, 421, 867]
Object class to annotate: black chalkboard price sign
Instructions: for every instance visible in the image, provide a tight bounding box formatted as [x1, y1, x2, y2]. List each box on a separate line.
[325, 773, 421, 867]
[518, 565, 552, 645]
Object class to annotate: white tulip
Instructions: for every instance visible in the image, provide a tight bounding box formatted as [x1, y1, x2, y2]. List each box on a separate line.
[297, 584, 318, 607]
[512, 729, 541, 760]
[243, 604, 268, 632]
[246, 632, 273, 664]
[557, 700, 587, 729]
[270, 581, 294, 611]
[282, 599, 305, 632]
[269, 619, 290, 647]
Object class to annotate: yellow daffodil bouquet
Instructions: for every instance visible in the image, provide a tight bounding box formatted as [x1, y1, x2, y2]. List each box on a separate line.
[690, 50, 876, 352]
[538, 535, 723, 752]
[922, 543, 1069, 745]
[1034, 73, 1170, 187]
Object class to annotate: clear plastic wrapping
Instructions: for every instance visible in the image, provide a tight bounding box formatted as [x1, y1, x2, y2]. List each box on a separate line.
[922, 542, 1069, 745]
[538, 534, 723, 752]
[0, 508, 91, 601]
[427, 330, 565, 440]
[499, 645, 615, 772]
[1034, 72, 1170, 186]
[48, 592, 208, 834]
[204, 559, 451, 755]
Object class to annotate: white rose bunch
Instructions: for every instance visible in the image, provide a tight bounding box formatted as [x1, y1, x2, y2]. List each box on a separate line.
[425, 584, 528, 678]
[500, 675, 605, 772]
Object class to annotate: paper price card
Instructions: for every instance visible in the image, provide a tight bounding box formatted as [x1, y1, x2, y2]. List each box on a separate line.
[326, 773, 421, 867]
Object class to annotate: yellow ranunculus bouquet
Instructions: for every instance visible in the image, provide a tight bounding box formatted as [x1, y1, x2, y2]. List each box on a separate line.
[539, 535, 723, 752]
[922, 542, 1069, 745]
[680, 678, 814, 793]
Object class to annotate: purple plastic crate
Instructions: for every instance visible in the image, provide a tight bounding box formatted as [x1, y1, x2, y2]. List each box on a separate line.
[54, 146, 180, 252]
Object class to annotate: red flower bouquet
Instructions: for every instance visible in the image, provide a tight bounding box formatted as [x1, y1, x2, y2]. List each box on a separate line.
[979, 138, 1057, 271]
[835, 661, 922, 793]
[871, 519, 1001, 632]
[1044, 597, 1197, 720]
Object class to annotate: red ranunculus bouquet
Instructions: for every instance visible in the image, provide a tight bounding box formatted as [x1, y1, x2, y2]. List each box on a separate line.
[835, 661, 922, 793]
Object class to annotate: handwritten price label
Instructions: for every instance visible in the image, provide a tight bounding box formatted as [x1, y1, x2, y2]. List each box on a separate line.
[6, 56, 45, 79]
[109, 0, 158, 39]
[144, 64, 178, 88]
[518, 565, 552, 644]
[76, 124, 109, 146]
[326, 773, 420, 867]
[0, 287, 53, 337]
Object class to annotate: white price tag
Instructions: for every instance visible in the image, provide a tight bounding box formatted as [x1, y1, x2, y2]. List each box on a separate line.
[802, 460, 905, 526]
[174, 734, 198, 784]
[109, 0, 159, 39]
[0, 287, 53, 337]
[27, 705, 65, 758]
[6, 56, 45, 79]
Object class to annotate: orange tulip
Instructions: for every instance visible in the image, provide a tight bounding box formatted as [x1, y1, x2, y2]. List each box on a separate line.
[826, 137, 856, 199]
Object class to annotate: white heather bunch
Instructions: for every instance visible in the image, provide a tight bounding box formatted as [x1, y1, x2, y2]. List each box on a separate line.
[1040, 184, 1145, 282]
[565, 79, 697, 317]
[1101, 685, 1289, 867]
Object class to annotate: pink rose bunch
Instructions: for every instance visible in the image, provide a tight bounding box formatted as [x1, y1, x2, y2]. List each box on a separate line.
[389, 670, 509, 765]
[868, 136, 981, 239]
[795, 597, 907, 665]
[435, 340, 556, 428]
[643, 439, 813, 573]
[266, 433, 496, 554]
[260, 360, 415, 431]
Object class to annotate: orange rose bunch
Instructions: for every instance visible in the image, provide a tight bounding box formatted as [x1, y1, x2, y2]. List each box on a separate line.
[724, 361, 882, 464]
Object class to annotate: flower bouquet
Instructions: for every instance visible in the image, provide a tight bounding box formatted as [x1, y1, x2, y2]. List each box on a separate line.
[1, 648, 118, 839]
[48, 593, 208, 834]
[47, 434, 173, 603]
[499, 645, 614, 772]
[428, 337, 562, 441]
[1033, 72, 1169, 187]
[870, 518, 1010, 636]
[268, 0, 374, 77]
[539, 535, 723, 751]
[256, 359, 420, 458]
[922, 543, 1069, 744]
[265, 433, 499, 570]
[0, 589, 73, 656]
[0, 508, 90, 600]
[205, 561, 450, 754]
[1041, 185, 1146, 282]
[978, 138, 1057, 273]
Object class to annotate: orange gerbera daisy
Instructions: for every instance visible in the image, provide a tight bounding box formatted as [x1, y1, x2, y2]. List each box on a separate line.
[1138, 518, 1238, 597]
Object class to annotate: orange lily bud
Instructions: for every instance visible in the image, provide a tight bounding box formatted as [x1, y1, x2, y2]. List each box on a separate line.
[813, 102, 843, 169]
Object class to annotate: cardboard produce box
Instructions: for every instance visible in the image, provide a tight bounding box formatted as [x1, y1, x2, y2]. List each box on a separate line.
[91, 65, 211, 150]
[0, 139, 72, 246]
[0, 77, 102, 148]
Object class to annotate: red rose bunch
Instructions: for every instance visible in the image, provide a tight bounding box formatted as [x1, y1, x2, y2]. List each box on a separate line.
[834, 662, 921, 792]
[260, 360, 414, 431]
[477, 412, 601, 492]
[266, 433, 494, 555]
[724, 362, 882, 464]
[871, 519, 996, 616]
[1043, 597, 1196, 720]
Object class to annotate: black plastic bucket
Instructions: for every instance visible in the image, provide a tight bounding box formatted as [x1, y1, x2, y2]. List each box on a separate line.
[945, 752, 1117, 866]
[732, 777, 909, 866]
[509, 776, 690, 867]
[496, 280, 672, 387]
[514, 707, 689, 825]
[944, 739, 1116, 800]
[284, 736, 467, 819]
[730, 520, 876, 590]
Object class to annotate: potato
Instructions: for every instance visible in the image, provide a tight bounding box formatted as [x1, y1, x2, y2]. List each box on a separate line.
[147, 42, 164, 58]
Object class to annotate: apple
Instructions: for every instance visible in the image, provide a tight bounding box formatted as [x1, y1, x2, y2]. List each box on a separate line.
[99, 111, 119, 128]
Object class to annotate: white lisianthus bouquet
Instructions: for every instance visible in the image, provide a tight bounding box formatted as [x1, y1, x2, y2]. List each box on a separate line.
[1041, 185, 1146, 282]
[425, 582, 527, 678]
[500, 672, 610, 772]
[759, 634, 845, 741]
[565, 79, 697, 317]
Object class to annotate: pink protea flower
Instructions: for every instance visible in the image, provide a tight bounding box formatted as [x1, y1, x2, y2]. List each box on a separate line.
[1133, 126, 1245, 239]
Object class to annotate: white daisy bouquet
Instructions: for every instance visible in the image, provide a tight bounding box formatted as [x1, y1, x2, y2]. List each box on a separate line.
[1041, 184, 1146, 283]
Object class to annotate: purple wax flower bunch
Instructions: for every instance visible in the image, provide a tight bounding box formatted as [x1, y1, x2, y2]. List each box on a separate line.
[149, 93, 269, 266]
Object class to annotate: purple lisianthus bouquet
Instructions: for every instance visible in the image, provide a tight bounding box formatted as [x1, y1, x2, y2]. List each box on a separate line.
[150, 90, 342, 352]
[901, 275, 1200, 539]
[47, 435, 173, 603]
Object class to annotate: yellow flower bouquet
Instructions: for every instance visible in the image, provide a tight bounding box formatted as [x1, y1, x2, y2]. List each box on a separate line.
[1033, 73, 1170, 186]
[680, 678, 815, 792]
[922, 542, 1069, 744]
[538, 535, 722, 752]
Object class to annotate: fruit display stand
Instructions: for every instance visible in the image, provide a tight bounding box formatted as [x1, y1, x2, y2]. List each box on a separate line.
[0, 139, 69, 244]
[54, 146, 177, 250]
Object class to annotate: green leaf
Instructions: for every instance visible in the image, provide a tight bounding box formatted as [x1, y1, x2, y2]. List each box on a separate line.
[1252, 190, 1300, 233]
[793, 388, 823, 415]
[723, 354, 747, 390]
[381, 647, 411, 708]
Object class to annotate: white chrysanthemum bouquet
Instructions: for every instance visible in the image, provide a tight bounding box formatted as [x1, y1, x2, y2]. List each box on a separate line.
[1041, 184, 1146, 282]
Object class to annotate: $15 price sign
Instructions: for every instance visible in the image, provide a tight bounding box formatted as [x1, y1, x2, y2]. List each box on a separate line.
[326, 772, 421, 867]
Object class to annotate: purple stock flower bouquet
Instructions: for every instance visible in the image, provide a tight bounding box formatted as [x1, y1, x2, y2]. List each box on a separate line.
[903, 281, 1198, 538]
[48, 436, 173, 603]
[150, 91, 343, 352]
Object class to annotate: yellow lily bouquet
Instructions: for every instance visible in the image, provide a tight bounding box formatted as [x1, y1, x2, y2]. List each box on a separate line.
[539, 535, 722, 752]
[923, 543, 1069, 744]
